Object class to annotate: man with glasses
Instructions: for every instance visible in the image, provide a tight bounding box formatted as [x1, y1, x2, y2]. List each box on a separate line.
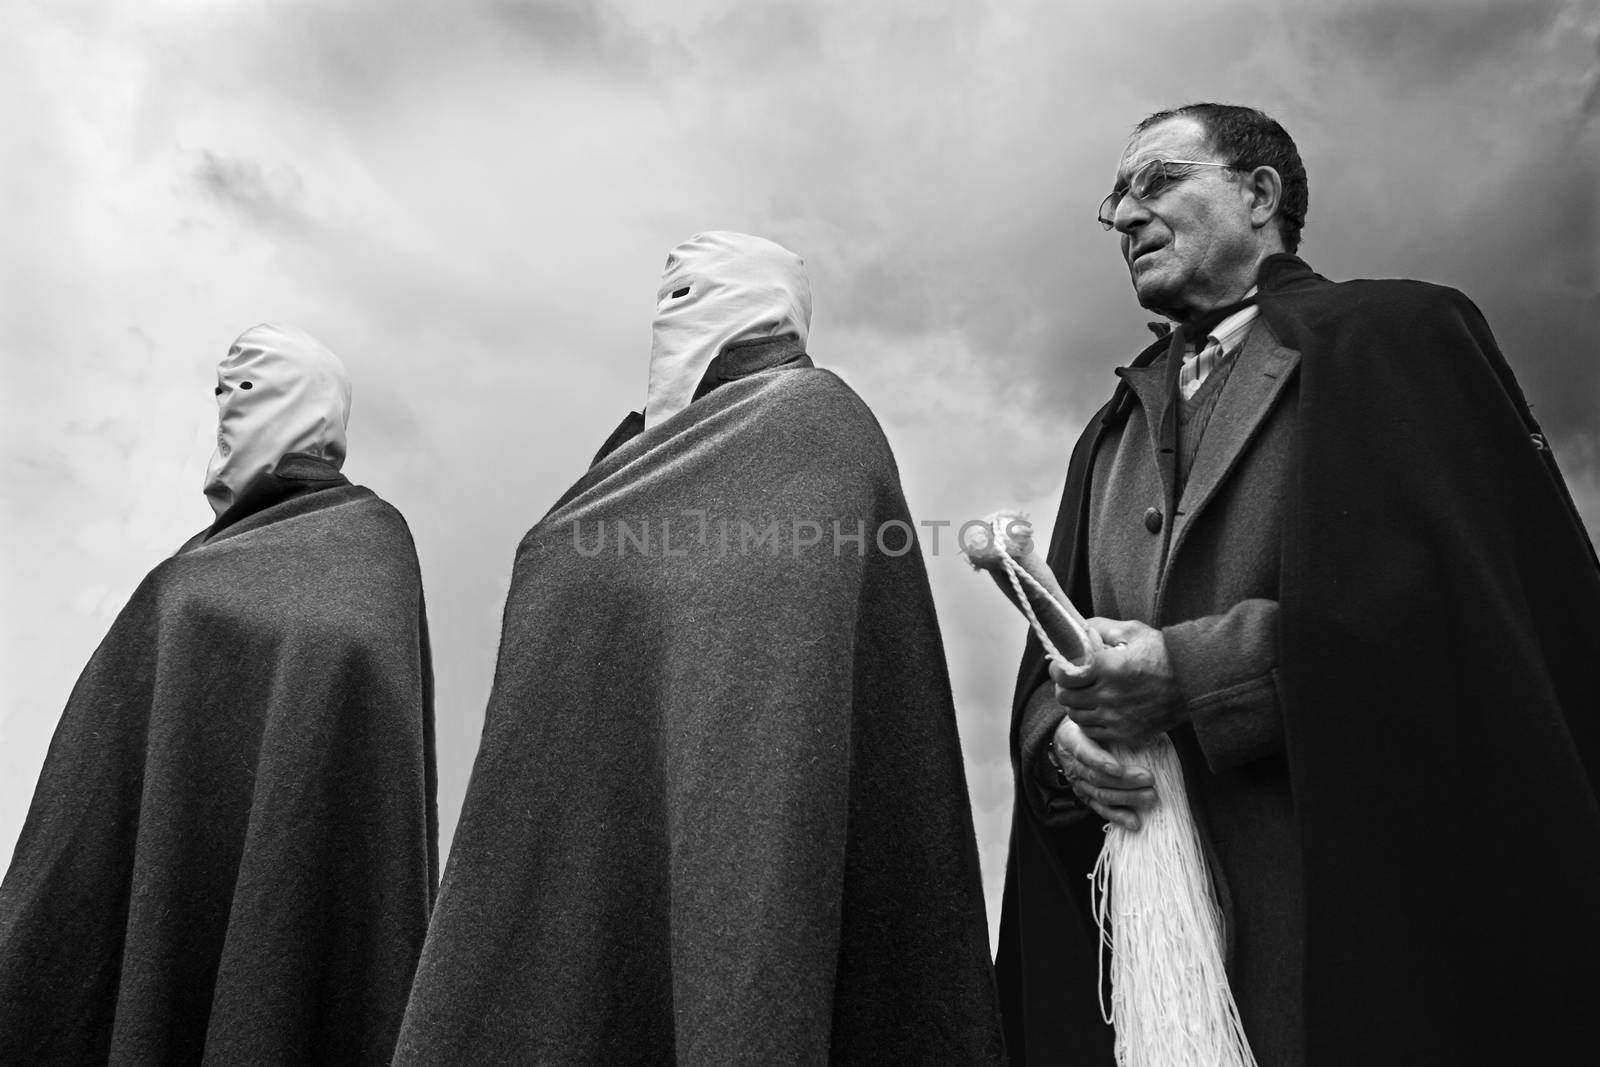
[996, 103, 1600, 1066]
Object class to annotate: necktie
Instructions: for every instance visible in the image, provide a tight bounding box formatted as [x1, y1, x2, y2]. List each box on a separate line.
[1179, 336, 1224, 401]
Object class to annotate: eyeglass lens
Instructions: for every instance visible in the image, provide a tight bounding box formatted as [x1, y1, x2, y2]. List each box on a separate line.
[1098, 159, 1168, 229]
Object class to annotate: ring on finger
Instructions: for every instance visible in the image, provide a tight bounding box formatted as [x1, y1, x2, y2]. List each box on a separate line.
[1045, 744, 1071, 784]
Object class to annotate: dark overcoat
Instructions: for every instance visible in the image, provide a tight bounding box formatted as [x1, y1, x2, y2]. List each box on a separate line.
[997, 256, 1600, 1066]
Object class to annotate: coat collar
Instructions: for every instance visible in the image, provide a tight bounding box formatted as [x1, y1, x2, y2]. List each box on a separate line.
[204, 452, 349, 540]
[1098, 253, 1319, 433]
[591, 338, 814, 469]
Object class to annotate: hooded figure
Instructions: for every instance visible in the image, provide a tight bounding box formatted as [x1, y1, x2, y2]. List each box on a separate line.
[203, 323, 352, 521]
[0, 325, 438, 1066]
[643, 229, 812, 427]
[393, 233, 1005, 1065]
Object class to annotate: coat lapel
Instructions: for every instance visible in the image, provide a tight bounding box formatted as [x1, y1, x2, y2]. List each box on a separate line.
[1116, 363, 1173, 461]
[1168, 320, 1300, 561]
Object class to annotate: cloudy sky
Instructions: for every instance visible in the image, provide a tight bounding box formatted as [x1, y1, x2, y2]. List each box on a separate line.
[3, 0, 1597, 947]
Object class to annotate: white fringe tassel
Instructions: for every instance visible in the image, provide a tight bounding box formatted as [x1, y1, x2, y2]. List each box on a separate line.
[1090, 733, 1257, 1067]
[972, 514, 1257, 1067]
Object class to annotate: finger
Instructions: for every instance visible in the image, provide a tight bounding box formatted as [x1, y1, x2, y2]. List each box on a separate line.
[1060, 722, 1141, 782]
[1086, 616, 1143, 647]
[1065, 747, 1155, 791]
[1056, 719, 1156, 790]
[1077, 780, 1158, 813]
[1049, 657, 1097, 690]
[1113, 762, 1155, 789]
[1073, 762, 1154, 791]
[1066, 706, 1109, 731]
[1080, 721, 1141, 750]
[1054, 682, 1099, 710]
[1088, 798, 1142, 832]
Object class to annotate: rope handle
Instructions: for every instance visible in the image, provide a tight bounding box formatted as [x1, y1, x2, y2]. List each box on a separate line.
[988, 516, 1096, 677]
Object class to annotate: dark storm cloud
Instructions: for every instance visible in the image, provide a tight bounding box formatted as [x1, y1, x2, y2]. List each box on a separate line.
[1430, 139, 1598, 442]
[1584, 33, 1600, 118]
[488, 0, 650, 62]
[822, 224, 1145, 427]
[1283, 0, 1600, 457]
[153, 0, 665, 129]
[1314, 0, 1566, 81]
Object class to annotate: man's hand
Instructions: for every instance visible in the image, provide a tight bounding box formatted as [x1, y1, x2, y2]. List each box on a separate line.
[1049, 716, 1157, 830]
[1050, 617, 1187, 748]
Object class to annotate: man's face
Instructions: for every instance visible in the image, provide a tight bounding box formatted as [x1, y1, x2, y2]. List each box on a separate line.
[1109, 116, 1259, 321]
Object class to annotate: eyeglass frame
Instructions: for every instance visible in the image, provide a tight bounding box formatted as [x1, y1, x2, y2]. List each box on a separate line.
[1097, 159, 1237, 230]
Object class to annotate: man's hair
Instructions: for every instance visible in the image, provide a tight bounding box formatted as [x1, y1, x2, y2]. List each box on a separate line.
[1137, 103, 1308, 253]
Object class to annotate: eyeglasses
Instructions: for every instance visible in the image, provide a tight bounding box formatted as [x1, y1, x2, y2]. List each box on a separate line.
[1097, 159, 1234, 230]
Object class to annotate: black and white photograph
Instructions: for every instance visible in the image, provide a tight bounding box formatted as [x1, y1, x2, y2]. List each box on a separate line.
[2, 1, 1598, 1063]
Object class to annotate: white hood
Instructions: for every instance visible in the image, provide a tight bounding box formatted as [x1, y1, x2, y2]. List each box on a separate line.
[203, 323, 352, 519]
[644, 231, 811, 428]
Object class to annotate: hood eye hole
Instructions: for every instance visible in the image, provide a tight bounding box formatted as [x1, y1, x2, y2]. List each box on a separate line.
[214, 386, 223, 396]
[240, 381, 253, 390]
[670, 286, 690, 299]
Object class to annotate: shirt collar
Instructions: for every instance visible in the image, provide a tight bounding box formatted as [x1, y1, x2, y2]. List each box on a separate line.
[1202, 287, 1260, 353]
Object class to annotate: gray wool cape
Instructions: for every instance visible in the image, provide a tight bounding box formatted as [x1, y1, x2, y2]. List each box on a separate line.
[393, 346, 1005, 1066]
[0, 455, 439, 1066]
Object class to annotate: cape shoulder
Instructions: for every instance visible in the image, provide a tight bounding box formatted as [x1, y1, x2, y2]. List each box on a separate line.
[545, 365, 902, 525]
[152, 485, 423, 629]
[733, 365, 895, 460]
[1262, 271, 1488, 362]
[179, 484, 415, 556]
[1255, 268, 1558, 450]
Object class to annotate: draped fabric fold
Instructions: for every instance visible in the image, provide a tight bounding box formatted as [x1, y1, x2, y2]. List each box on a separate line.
[395, 361, 1004, 1065]
[0, 460, 438, 1066]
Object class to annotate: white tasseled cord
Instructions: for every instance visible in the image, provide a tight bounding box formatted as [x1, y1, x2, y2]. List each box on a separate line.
[1091, 736, 1256, 1067]
[988, 518, 1257, 1067]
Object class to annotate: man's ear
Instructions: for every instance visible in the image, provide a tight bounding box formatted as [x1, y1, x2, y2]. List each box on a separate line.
[1243, 165, 1283, 232]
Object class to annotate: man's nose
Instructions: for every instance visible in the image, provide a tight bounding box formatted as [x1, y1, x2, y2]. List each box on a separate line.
[1113, 193, 1148, 235]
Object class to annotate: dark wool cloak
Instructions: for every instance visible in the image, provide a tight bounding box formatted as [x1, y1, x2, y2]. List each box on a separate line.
[996, 255, 1600, 1065]
[0, 455, 439, 1066]
[393, 355, 1005, 1066]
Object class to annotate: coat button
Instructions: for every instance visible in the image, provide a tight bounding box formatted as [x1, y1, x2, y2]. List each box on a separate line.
[1143, 506, 1163, 533]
